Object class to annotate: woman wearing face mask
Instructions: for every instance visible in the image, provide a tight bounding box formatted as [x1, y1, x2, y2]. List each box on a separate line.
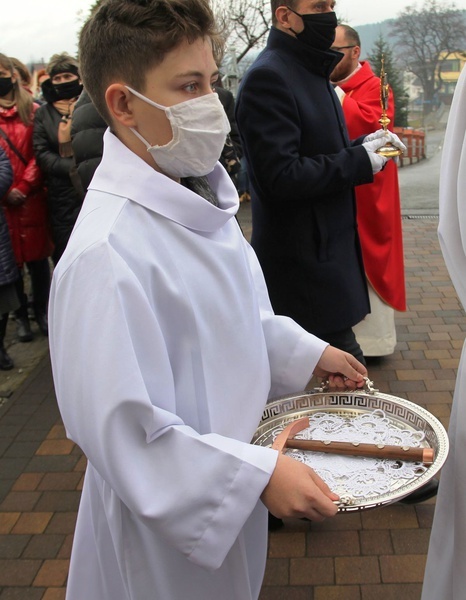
[0, 53, 51, 343]
[33, 53, 84, 265]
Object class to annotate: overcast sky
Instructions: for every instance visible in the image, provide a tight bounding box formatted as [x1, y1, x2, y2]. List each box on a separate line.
[3, 0, 466, 66]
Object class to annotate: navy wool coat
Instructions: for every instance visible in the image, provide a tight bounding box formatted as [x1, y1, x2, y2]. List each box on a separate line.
[236, 27, 373, 338]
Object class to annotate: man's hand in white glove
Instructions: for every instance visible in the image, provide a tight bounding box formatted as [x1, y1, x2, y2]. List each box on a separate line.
[364, 129, 407, 153]
[362, 129, 407, 174]
[362, 134, 389, 174]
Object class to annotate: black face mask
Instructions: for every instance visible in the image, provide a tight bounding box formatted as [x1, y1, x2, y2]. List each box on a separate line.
[41, 79, 59, 104]
[53, 79, 83, 100]
[288, 10, 338, 51]
[0, 77, 14, 97]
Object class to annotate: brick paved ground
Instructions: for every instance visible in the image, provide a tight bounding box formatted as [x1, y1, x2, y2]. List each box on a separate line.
[0, 211, 461, 600]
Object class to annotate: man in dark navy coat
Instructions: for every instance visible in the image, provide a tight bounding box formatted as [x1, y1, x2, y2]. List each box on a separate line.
[236, 0, 405, 363]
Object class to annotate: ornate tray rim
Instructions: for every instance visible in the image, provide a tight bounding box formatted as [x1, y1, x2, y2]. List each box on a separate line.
[253, 387, 449, 512]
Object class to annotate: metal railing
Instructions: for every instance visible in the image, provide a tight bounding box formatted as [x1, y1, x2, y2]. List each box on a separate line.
[393, 127, 426, 167]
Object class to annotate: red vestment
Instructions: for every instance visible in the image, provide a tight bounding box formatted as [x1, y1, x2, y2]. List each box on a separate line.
[339, 61, 406, 311]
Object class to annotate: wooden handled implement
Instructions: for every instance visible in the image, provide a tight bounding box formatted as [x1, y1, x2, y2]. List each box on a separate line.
[272, 417, 435, 464]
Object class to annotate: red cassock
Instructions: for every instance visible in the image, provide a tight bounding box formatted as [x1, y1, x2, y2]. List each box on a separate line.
[339, 61, 406, 311]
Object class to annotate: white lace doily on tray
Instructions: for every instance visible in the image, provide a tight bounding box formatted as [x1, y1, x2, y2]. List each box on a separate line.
[273, 409, 428, 504]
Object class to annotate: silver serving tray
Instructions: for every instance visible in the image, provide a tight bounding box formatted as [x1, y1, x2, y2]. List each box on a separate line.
[252, 386, 449, 511]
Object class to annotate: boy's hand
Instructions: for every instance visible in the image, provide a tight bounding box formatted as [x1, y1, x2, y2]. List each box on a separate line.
[261, 453, 339, 521]
[313, 345, 367, 390]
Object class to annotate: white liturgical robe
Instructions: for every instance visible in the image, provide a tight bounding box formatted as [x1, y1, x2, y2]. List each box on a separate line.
[421, 67, 466, 600]
[49, 130, 328, 600]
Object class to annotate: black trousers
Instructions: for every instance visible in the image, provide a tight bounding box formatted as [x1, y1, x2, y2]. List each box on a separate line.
[15, 259, 50, 320]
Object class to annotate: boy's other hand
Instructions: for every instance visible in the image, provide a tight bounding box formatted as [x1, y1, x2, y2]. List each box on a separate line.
[261, 453, 339, 521]
[313, 345, 367, 390]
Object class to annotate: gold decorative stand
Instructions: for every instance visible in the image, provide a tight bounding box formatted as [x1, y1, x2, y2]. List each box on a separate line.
[376, 56, 403, 158]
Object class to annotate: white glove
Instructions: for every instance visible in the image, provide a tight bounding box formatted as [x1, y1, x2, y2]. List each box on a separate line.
[362, 134, 390, 174]
[364, 128, 407, 154]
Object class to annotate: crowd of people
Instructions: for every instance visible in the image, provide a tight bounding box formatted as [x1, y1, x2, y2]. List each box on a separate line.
[1, 0, 457, 598]
[0, 44, 249, 375]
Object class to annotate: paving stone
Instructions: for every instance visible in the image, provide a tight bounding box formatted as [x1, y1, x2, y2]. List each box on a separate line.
[25, 456, 80, 474]
[23, 535, 66, 559]
[314, 586, 361, 600]
[32, 559, 70, 587]
[0, 459, 30, 481]
[45, 513, 77, 535]
[290, 557, 334, 586]
[0, 535, 31, 558]
[35, 441, 74, 457]
[56, 534, 73, 560]
[335, 556, 380, 584]
[268, 532, 305, 558]
[262, 558, 289, 586]
[41, 590, 66, 600]
[0, 513, 20, 534]
[390, 528, 431, 554]
[0, 588, 45, 600]
[34, 492, 81, 513]
[307, 530, 360, 557]
[0, 492, 41, 512]
[0, 481, 15, 505]
[11, 513, 53, 535]
[37, 474, 81, 492]
[361, 584, 423, 600]
[259, 587, 312, 600]
[360, 530, 393, 555]
[379, 554, 426, 583]
[46, 425, 66, 440]
[4, 442, 42, 459]
[0, 559, 42, 586]
[12, 474, 44, 492]
[361, 505, 419, 530]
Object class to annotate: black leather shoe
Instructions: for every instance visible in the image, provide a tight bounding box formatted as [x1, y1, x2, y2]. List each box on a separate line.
[399, 478, 439, 504]
[0, 347, 13, 370]
[35, 313, 48, 337]
[16, 318, 33, 343]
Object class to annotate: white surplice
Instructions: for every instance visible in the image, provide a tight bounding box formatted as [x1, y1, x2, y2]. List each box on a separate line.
[49, 130, 328, 600]
[421, 67, 466, 600]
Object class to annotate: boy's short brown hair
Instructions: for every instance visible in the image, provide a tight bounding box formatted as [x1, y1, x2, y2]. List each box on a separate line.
[79, 0, 223, 125]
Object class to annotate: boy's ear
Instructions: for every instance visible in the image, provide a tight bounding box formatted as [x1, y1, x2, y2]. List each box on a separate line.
[105, 84, 137, 127]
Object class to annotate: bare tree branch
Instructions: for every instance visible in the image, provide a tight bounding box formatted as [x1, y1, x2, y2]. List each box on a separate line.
[391, 0, 466, 114]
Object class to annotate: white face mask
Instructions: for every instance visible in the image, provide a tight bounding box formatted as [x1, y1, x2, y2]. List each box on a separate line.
[126, 86, 231, 178]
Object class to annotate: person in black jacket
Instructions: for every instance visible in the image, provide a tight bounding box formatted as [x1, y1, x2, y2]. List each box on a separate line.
[0, 147, 20, 369]
[33, 53, 84, 265]
[70, 88, 106, 195]
[215, 85, 242, 188]
[236, 0, 405, 363]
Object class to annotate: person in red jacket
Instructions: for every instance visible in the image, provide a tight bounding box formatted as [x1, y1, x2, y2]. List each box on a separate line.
[330, 25, 406, 358]
[0, 53, 51, 341]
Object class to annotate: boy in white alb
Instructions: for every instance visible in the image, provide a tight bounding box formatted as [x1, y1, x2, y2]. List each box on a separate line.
[48, 1, 368, 598]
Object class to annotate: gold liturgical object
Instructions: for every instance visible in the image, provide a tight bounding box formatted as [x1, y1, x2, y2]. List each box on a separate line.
[376, 56, 403, 158]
